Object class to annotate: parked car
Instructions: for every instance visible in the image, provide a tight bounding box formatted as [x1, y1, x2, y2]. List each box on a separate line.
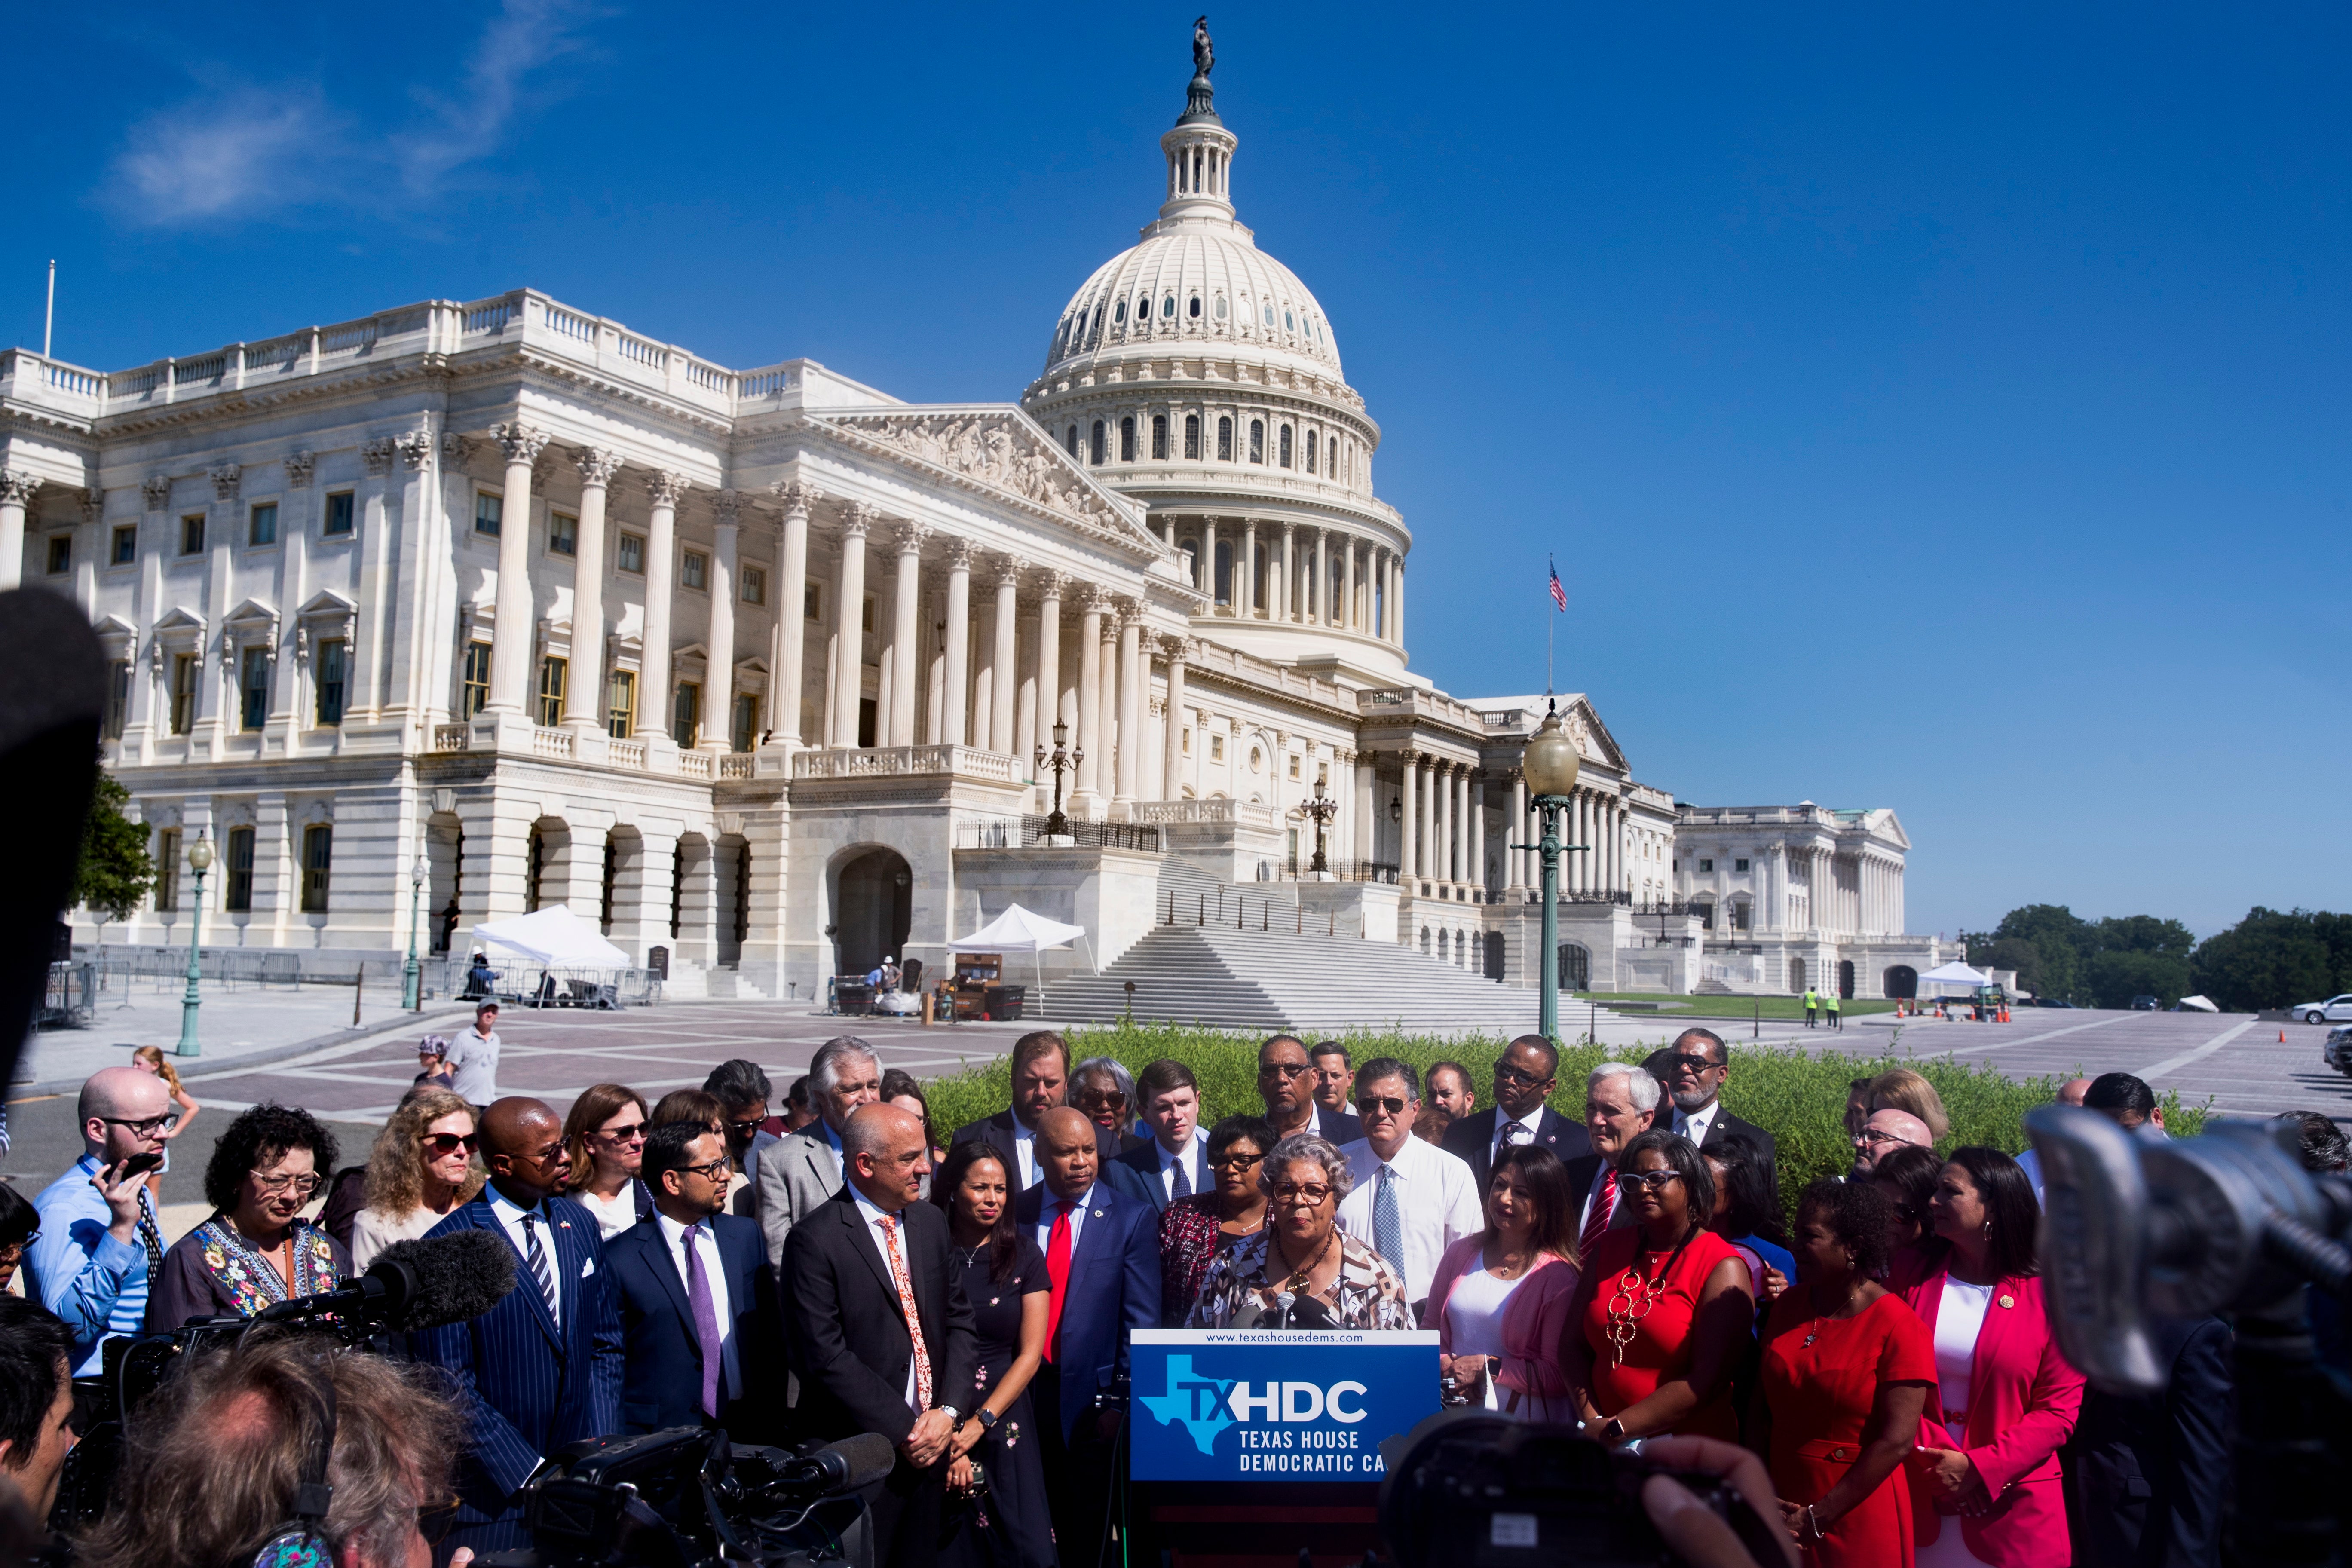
[2324, 1026, 2352, 1076]
[2032, 997, 2079, 1009]
[2294, 994, 2352, 1025]
[2131, 995, 2160, 1011]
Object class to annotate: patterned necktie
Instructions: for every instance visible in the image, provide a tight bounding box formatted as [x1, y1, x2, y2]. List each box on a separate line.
[1042, 1202, 1073, 1363]
[1373, 1164, 1406, 1279]
[1577, 1168, 1618, 1264]
[1501, 1118, 1531, 1149]
[1171, 1151, 1193, 1200]
[682, 1224, 724, 1418]
[876, 1215, 934, 1409]
[135, 1190, 165, 1291]
[521, 1213, 559, 1323]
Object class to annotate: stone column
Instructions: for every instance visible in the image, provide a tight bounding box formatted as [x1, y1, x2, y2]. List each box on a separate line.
[1352, 751, 1375, 863]
[1311, 528, 1328, 625]
[487, 423, 548, 712]
[1028, 575, 1062, 794]
[1443, 764, 1461, 885]
[1507, 772, 1528, 891]
[1274, 522, 1292, 623]
[1073, 588, 1104, 805]
[771, 481, 817, 747]
[887, 523, 925, 747]
[1469, 772, 1485, 892]
[1398, 755, 1418, 883]
[1240, 519, 1257, 617]
[643, 472, 685, 740]
[941, 541, 972, 747]
[1201, 518, 1220, 612]
[562, 449, 621, 728]
[0, 471, 38, 592]
[1114, 601, 1142, 805]
[1160, 636, 1188, 801]
[1416, 755, 1436, 883]
[989, 557, 1020, 754]
[1342, 535, 1358, 631]
[1392, 558, 1406, 648]
[832, 504, 871, 747]
[706, 491, 741, 749]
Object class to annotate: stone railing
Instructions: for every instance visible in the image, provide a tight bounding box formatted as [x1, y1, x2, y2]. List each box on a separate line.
[677, 750, 715, 779]
[608, 738, 647, 770]
[530, 727, 575, 760]
[1133, 798, 1277, 830]
[431, 724, 471, 752]
[718, 753, 756, 779]
[791, 745, 1021, 784]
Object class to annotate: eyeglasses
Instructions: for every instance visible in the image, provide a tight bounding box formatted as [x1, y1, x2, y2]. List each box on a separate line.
[249, 1171, 325, 1198]
[1618, 1169, 1685, 1191]
[596, 1123, 647, 1144]
[1075, 1090, 1127, 1111]
[1856, 1129, 1918, 1147]
[521, 1142, 566, 1165]
[421, 1133, 480, 1156]
[101, 1114, 179, 1137]
[1354, 1095, 1408, 1116]
[724, 1118, 766, 1138]
[1493, 1064, 1548, 1087]
[1663, 1054, 1724, 1075]
[1272, 1182, 1333, 1205]
[0, 1234, 38, 1253]
[673, 1157, 733, 1183]
[1258, 1062, 1313, 1080]
[1209, 1150, 1264, 1170]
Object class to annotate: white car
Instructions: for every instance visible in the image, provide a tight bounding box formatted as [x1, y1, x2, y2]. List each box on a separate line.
[2295, 994, 2352, 1025]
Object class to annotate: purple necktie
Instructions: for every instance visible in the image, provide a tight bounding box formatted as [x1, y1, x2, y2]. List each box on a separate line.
[683, 1224, 723, 1419]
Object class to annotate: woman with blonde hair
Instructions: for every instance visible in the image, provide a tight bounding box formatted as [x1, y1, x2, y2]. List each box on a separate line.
[564, 1083, 655, 1240]
[1868, 1068, 1951, 1142]
[350, 1087, 484, 1270]
[129, 1045, 200, 1200]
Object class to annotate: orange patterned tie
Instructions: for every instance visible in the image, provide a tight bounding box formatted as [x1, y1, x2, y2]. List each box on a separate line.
[877, 1214, 934, 1409]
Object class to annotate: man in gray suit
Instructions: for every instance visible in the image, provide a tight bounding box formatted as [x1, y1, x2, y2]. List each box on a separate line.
[754, 1036, 884, 1268]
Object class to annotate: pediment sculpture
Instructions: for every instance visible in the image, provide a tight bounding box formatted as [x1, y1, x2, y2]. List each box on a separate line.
[836, 412, 1148, 543]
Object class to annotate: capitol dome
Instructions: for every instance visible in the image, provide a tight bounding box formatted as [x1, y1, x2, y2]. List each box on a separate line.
[1042, 219, 1344, 382]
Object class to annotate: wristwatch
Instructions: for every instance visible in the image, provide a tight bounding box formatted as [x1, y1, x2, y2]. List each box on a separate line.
[976, 1408, 999, 1431]
[937, 1404, 962, 1423]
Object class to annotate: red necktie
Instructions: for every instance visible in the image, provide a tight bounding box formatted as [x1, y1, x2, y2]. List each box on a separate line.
[1043, 1201, 1072, 1363]
[1578, 1168, 1617, 1264]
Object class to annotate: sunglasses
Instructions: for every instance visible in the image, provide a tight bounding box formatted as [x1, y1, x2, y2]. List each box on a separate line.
[1354, 1095, 1408, 1116]
[1663, 1054, 1724, 1075]
[422, 1132, 480, 1156]
[1619, 1169, 1685, 1191]
[1209, 1150, 1264, 1170]
[724, 1118, 766, 1137]
[1272, 1182, 1333, 1205]
[1493, 1064, 1549, 1087]
[1258, 1062, 1313, 1080]
[596, 1123, 647, 1144]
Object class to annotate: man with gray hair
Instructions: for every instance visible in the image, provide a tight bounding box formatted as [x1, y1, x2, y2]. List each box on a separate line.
[26, 1066, 173, 1373]
[1333, 1058, 1482, 1311]
[756, 1037, 883, 1268]
[1565, 1062, 1661, 1263]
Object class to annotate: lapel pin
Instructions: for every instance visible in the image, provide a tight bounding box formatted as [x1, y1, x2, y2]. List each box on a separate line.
[1997, 1294, 2015, 1309]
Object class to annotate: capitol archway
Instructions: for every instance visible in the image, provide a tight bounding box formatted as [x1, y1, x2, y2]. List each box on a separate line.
[833, 848, 913, 979]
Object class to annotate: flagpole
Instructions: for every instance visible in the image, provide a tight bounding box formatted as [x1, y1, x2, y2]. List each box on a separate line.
[1546, 553, 1556, 695]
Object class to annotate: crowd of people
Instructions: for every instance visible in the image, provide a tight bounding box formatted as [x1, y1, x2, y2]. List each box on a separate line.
[2, 1026, 2337, 1568]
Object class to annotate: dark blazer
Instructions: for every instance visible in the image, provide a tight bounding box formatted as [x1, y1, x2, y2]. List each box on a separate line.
[2070, 1316, 2231, 1568]
[603, 1211, 778, 1438]
[1112, 1135, 1206, 1213]
[1562, 1151, 1633, 1234]
[1013, 1180, 1161, 1441]
[951, 1106, 1155, 1204]
[781, 1186, 976, 1447]
[420, 1193, 624, 1522]
[1442, 1106, 1594, 1195]
[1688, 1108, 1778, 1200]
[1313, 1103, 1365, 1147]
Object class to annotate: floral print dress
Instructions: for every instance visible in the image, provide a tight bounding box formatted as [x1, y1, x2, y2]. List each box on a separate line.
[1185, 1228, 1415, 1329]
[147, 1214, 350, 1332]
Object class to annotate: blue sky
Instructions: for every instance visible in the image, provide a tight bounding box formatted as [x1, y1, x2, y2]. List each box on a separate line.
[10, 3, 2347, 940]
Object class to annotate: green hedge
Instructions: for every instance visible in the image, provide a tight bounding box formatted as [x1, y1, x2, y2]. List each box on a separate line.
[917, 1022, 2210, 1218]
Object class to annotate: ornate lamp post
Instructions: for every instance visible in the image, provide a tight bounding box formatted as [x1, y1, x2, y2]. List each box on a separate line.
[404, 853, 428, 1011]
[1034, 717, 1083, 839]
[1517, 702, 1584, 1044]
[1297, 773, 1340, 874]
[175, 831, 213, 1058]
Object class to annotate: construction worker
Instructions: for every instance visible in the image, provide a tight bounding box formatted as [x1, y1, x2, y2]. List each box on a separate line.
[1803, 986, 1819, 1028]
[1826, 989, 1842, 1030]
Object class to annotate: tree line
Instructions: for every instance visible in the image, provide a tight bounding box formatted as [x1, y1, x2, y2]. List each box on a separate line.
[1961, 902, 2352, 1012]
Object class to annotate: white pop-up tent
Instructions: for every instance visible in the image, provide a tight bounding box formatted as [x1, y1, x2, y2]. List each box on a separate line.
[470, 904, 633, 968]
[2176, 994, 2220, 1013]
[1916, 959, 1992, 998]
[952, 903, 1095, 987]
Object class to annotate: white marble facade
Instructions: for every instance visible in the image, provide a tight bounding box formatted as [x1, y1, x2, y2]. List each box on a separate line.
[0, 51, 1941, 1001]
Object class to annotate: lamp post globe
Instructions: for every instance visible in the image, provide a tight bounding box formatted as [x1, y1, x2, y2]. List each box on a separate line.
[1519, 705, 1584, 1045]
[175, 831, 212, 1057]
[404, 853, 428, 1011]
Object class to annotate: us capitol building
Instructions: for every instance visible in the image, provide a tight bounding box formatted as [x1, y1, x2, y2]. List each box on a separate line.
[0, 37, 1948, 1011]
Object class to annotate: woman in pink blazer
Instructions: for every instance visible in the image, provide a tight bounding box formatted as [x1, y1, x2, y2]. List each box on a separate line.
[1421, 1145, 1583, 1419]
[1901, 1146, 2084, 1568]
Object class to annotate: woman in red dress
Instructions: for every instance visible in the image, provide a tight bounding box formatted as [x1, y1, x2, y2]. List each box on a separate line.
[1561, 1128, 1755, 1444]
[1758, 1178, 1936, 1566]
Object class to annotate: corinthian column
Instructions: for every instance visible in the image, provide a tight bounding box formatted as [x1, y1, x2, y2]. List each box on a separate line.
[0, 471, 37, 593]
[1160, 636, 1188, 801]
[887, 523, 925, 747]
[1507, 772, 1528, 891]
[1275, 522, 1293, 623]
[1115, 600, 1142, 806]
[565, 449, 622, 729]
[989, 558, 1020, 755]
[1028, 573, 1063, 798]
[771, 481, 818, 747]
[942, 541, 972, 747]
[1240, 519, 1257, 617]
[706, 491, 741, 750]
[1342, 535, 1358, 631]
[487, 423, 548, 712]
[1311, 528, 1328, 625]
[1073, 588, 1104, 806]
[1468, 772, 1485, 891]
[832, 504, 871, 747]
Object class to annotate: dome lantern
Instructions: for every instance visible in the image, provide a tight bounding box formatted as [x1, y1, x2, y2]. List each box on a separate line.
[1159, 19, 1238, 227]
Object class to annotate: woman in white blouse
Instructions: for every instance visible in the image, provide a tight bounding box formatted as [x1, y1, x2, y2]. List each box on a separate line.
[1421, 1145, 1583, 1418]
[562, 1082, 655, 1240]
[350, 1087, 484, 1270]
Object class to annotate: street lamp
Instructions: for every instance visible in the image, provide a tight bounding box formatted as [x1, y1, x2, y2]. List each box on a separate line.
[1034, 717, 1082, 839]
[1517, 701, 1585, 1044]
[1297, 772, 1340, 875]
[404, 854, 429, 1011]
[175, 831, 213, 1058]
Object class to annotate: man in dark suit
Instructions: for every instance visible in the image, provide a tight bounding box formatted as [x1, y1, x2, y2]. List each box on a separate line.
[2070, 1315, 2231, 1566]
[1113, 1057, 1208, 1211]
[783, 1102, 977, 1568]
[1259, 1034, 1362, 1147]
[606, 1118, 778, 1439]
[1655, 1028, 1778, 1197]
[420, 1096, 624, 1557]
[1561, 1062, 1661, 1258]
[1441, 1034, 1591, 1194]
[950, 1031, 1122, 1188]
[1014, 1106, 1160, 1568]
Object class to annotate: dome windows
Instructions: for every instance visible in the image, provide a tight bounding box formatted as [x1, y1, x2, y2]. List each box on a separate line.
[1188, 295, 1201, 319]
[1262, 302, 1276, 328]
[1119, 416, 1136, 462]
[1216, 416, 1234, 462]
[1114, 297, 1127, 325]
[1089, 420, 1106, 466]
[1248, 419, 1265, 464]
[1151, 414, 1168, 459]
[1186, 414, 1203, 459]
[1278, 424, 1293, 469]
[1065, 425, 1079, 459]
[1284, 308, 1295, 332]
[1214, 295, 1228, 321]
[1305, 429, 1318, 472]
[1162, 294, 1176, 319]
[1136, 295, 1150, 328]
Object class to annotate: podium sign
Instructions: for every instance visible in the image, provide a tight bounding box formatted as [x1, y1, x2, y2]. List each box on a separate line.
[1128, 1328, 1440, 1482]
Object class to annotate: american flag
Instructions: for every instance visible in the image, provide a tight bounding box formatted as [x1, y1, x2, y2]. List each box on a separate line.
[1548, 559, 1567, 611]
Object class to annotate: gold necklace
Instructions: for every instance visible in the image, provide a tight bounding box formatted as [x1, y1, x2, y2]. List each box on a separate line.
[1269, 1228, 1338, 1299]
[1602, 1240, 1688, 1368]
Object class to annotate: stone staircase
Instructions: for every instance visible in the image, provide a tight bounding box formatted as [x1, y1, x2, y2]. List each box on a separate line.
[660, 957, 772, 1002]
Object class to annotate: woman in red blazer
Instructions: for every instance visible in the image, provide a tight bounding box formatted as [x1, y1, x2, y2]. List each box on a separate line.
[1901, 1146, 2084, 1568]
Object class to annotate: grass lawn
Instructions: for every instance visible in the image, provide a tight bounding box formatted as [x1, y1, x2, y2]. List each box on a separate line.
[1579, 991, 1904, 1021]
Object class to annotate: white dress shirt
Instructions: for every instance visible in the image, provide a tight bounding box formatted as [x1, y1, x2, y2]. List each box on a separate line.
[1577, 1162, 1626, 1238]
[487, 1185, 562, 1329]
[850, 1186, 922, 1413]
[1010, 1117, 1039, 1188]
[1490, 1106, 1546, 1163]
[655, 1210, 742, 1401]
[1335, 1135, 1484, 1305]
[818, 1117, 847, 1177]
[1032, 1181, 1099, 1259]
[1670, 1101, 1720, 1148]
[1152, 1129, 1209, 1202]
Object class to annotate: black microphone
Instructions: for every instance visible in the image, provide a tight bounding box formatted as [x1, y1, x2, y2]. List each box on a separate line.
[780, 1433, 897, 1492]
[256, 1228, 517, 1332]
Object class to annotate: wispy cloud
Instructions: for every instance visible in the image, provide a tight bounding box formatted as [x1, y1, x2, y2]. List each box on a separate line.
[102, 0, 601, 228]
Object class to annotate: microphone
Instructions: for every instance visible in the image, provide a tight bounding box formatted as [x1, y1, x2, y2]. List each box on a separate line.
[1273, 1290, 1296, 1330]
[791, 1433, 897, 1492]
[256, 1228, 517, 1332]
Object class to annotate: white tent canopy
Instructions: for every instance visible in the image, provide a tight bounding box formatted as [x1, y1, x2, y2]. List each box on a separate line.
[1915, 959, 1993, 998]
[2176, 994, 2220, 1013]
[470, 904, 632, 968]
[952, 903, 1096, 985]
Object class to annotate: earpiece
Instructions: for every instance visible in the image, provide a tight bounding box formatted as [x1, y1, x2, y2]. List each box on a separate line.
[249, 1364, 339, 1568]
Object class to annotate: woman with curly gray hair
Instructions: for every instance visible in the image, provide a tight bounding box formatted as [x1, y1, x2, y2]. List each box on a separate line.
[1184, 1132, 1412, 1329]
[146, 1103, 350, 1332]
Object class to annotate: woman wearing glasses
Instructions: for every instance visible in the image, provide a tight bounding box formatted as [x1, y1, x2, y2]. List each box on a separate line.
[1157, 1114, 1277, 1324]
[563, 1084, 656, 1240]
[1185, 1133, 1412, 1329]
[349, 1088, 487, 1270]
[1560, 1128, 1755, 1444]
[148, 1104, 350, 1330]
[1072, 1057, 1145, 1152]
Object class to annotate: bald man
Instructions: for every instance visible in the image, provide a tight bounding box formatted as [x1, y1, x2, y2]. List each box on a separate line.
[28, 1066, 174, 1372]
[2013, 1078, 2100, 1204]
[1849, 1108, 1936, 1179]
[420, 1096, 623, 1557]
[784, 1103, 975, 1568]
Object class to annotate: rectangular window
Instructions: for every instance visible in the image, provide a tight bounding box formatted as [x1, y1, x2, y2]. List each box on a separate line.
[322, 492, 355, 537]
[181, 515, 206, 554]
[1209, 733, 1225, 763]
[248, 502, 278, 547]
[1182, 727, 1192, 756]
[1698, 858, 1713, 873]
[46, 536, 70, 575]
[732, 692, 756, 753]
[240, 646, 271, 731]
[1216, 416, 1232, 462]
[617, 533, 646, 574]
[547, 511, 577, 557]
[536, 656, 568, 726]
[1249, 419, 1265, 464]
[156, 829, 181, 911]
[1119, 416, 1136, 462]
[460, 641, 493, 718]
[474, 493, 502, 536]
[170, 654, 198, 735]
[1288, 754, 1301, 780]
[606, 669, 636, 738]
[315, 639, 347, 727]
[672, 681, 701, 747]
[105, 660, 130, 739]
[1278, 425, 1293, 469]
[300, 824, 332, 913]
[1733, 902, 1752, 931]
[741, 565, 766, 606]
[1089, 421, 1106, 465]
[1153, 414, 1169, 459]
[111, 525, 138, 565]
[681, 551, 708, 591]
[224, 826, 256, 913]
[1734, 858, 1750, 873]
[805, 583, 822, 622]
[1186, 414, 1202, 459]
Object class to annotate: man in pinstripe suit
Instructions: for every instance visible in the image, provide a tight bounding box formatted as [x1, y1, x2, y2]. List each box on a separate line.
[421, 1096, 625, 1559]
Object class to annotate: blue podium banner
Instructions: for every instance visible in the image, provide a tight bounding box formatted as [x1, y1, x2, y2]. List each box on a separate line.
[1128, 1328, 1441, 1482]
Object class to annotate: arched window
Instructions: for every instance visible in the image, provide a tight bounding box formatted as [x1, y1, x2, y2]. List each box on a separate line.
[1065, 425, 1078, 459]
[1138, 294, 1150, 325]
[1188, 296, 1201, 318]
[1248, 419, 1265, 464]
[1278, 425, 1293, 468]
[1327, 439, 1337, 478]
[1151, 415, 1168, 459]
[1216, 416, 1233, 461]
[1284, 308, 1295, 331]
[1114, 297, 1127, 325]
[1214, 295, 1228, 320]
[1089, 420, 1106, 465]
[1263, 302, 1276, 327]
[1119, 417, 1135, 462]
[1162, 294, 1176, 318]
[1305, 429, 1318, 471]
[1185, 414, 1202, 459]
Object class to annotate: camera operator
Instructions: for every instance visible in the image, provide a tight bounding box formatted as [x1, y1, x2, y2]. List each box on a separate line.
[74, 1331, 467, 1568]
[0, 1297, 77, 1530]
